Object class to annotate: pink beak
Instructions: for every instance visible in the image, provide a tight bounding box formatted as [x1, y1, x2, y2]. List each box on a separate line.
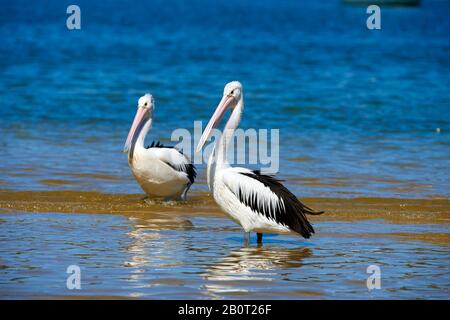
[196, 95, 235, 153]
[123, 107, 149, 153]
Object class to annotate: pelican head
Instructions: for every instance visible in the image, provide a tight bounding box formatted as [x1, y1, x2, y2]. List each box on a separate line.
[123, 93, 154, 153]
[196, 81, 243, 152]
[138, 93, 155, 110]
[223, 81, 242, 101]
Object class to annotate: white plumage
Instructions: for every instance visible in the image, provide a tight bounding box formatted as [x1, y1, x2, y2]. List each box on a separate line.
[124, 94, 195, 200]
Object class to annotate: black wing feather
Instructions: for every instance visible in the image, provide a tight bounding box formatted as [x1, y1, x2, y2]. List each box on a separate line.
[238, 170, 324, 239]
[147, 140, 171, 149]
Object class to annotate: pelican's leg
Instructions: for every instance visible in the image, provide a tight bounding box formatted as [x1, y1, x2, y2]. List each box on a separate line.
[181, 183, 192, 201]
[243, 232, 250, 246]
[257, 233, 263, 244]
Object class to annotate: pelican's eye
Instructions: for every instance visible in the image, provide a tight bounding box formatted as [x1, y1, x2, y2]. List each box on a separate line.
[144, 102, 148, 106]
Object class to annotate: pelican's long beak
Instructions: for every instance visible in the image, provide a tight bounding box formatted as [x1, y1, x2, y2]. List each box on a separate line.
[123, 107, 149, 153]
[196, 95, 235, 153]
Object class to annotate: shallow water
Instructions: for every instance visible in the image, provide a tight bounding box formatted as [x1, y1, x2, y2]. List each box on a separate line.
[1, 0, 449, 299]
[0, 192, 449, 299]
[0, 209, 448, 299]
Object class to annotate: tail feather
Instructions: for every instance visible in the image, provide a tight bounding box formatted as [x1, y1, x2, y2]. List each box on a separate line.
[302, 204, 325, 215]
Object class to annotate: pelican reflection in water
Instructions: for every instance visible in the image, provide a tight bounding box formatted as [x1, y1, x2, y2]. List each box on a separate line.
[202, 246, 312, 296]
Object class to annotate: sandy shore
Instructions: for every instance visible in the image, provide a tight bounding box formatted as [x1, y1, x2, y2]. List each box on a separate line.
[1, 189, 449, 225]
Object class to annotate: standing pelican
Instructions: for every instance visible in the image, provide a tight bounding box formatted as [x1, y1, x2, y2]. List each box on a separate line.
[196, 82, 323, 243]
[124, 94, 196, 200]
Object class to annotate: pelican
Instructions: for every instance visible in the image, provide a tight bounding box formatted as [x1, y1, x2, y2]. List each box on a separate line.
[124, 93, 196, 200]
[196, 81, 323, 243]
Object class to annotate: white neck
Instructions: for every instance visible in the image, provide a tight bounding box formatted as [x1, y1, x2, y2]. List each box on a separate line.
[214, 97, 244, 169]
[137, 118, 152, 148]
[129, 118, 152, 162]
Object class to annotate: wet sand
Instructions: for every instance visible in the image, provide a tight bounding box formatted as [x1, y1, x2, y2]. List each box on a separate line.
[1, 190, 448, 224]
[1, 189, 449, 247]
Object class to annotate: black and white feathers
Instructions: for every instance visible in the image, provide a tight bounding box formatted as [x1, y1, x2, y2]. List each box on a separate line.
[223, 169, 323, 238]
[147, 141, 196, 184]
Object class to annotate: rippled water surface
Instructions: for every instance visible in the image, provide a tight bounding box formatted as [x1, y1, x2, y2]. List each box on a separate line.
[0, 211, 448, 299]
[0, 0, 449, 299]
[0, 0, 449, 198]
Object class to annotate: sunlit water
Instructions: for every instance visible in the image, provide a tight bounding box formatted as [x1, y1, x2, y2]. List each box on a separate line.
[0, 211, 448, 299]
[0, 0, 449, 299]
[0, 0, 449, 198]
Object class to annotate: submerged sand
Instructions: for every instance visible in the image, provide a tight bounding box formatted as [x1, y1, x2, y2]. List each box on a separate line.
[2, 190, 449, 245]
[0, 190, 449, 225]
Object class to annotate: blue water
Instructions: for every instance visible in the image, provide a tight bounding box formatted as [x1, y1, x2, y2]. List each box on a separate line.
[1, 1, 450, 300]
[1, 0, 449, 198]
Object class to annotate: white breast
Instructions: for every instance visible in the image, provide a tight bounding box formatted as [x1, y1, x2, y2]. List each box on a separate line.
[130, 146, 191, 198]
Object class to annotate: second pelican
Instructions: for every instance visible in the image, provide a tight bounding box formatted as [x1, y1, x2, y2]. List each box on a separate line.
[124, 94, 196, 200]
